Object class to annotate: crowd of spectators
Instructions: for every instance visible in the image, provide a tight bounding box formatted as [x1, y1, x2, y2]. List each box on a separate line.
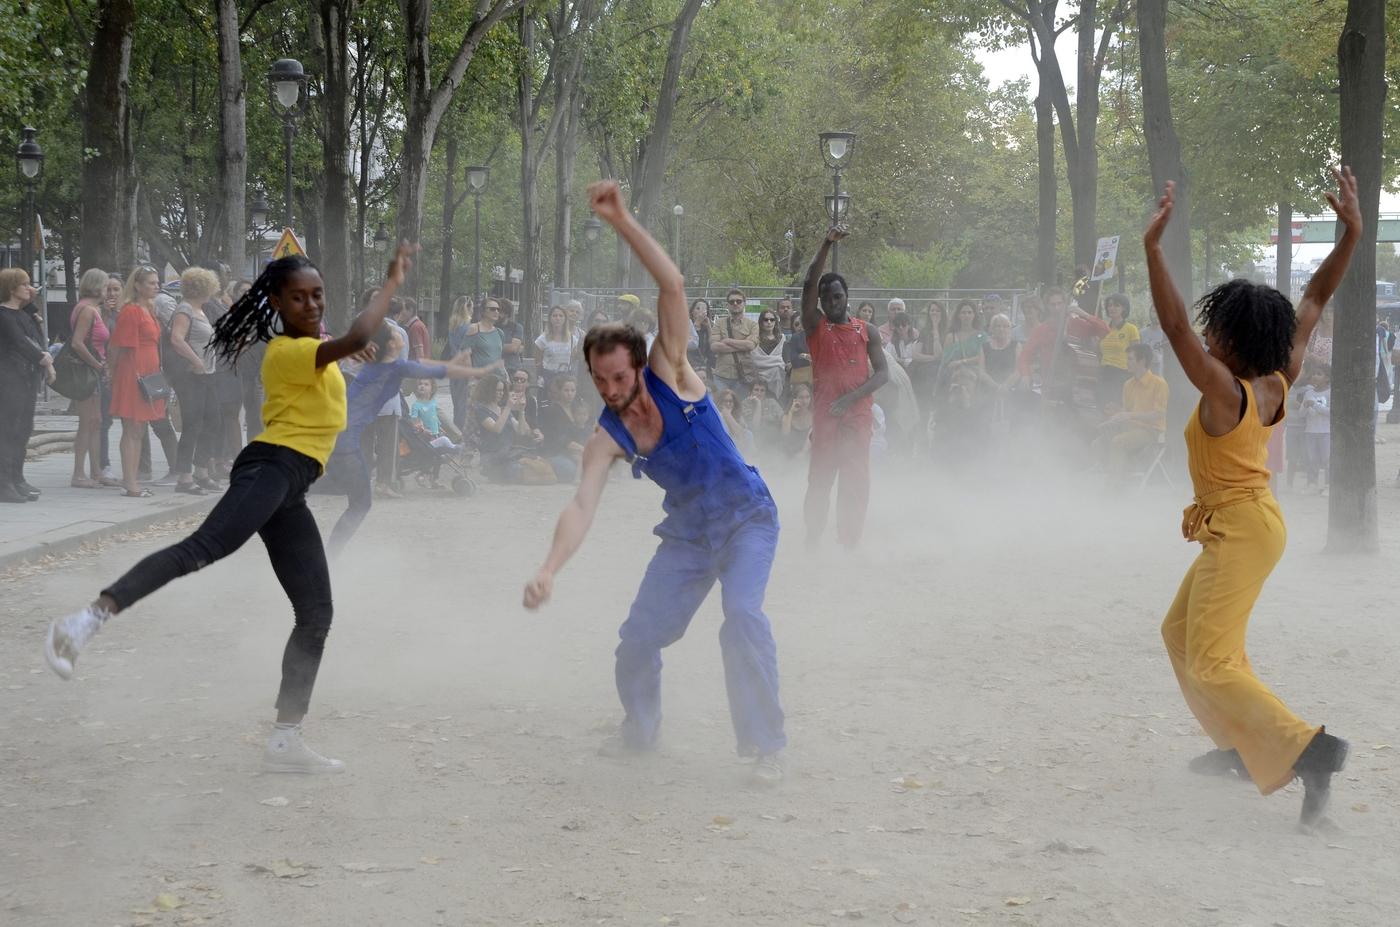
[9, 266, 1398, 506]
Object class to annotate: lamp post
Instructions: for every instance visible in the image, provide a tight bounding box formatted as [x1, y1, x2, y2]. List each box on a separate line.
[818, 131, 855, 272]
[583, 217, 603, 291]
[373, 222, 389, 254]
[15, 127, 43, 276]
[267, 59, 308, 230]
[465, 165, 488, 306]
[672, 204, 684, 277]
[247, 193, 271, 274]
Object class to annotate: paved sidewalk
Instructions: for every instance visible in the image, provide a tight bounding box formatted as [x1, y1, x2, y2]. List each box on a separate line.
[0, 408, 217, 569]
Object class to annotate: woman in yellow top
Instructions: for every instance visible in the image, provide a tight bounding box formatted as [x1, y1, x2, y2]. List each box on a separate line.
[1095, 293, 1139, 410]
[1145, 168, 1359, 830]
[45, 244, 415, 775]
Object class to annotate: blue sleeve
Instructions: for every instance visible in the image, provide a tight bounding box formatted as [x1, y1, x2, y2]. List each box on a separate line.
[399, 361, 448, 380]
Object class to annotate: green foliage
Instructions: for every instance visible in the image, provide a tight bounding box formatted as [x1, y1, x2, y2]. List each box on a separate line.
[870, 242, 965, 291]
[709, 247, 785, 289]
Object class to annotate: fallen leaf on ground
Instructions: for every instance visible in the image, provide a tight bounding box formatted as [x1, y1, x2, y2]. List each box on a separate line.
[245, 859, 313, 879]
[1289, 877, 1325, 887]
[1005, 897, 1032, 906]
[153, 894, 185, 911]
[711, 815, 734, 826]
[258, 797, 289, 808]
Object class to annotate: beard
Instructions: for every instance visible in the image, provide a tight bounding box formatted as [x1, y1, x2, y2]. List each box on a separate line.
[604, 374, 643, 415]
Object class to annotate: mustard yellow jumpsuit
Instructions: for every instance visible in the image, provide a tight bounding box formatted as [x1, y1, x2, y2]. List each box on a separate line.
[1162, 374, 1319, 794]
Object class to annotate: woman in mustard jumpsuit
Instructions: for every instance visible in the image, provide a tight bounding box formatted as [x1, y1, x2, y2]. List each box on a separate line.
[1144, 168, 1360, 829]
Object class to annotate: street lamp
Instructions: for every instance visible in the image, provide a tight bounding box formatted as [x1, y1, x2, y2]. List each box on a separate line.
[267, 59, 308, 230]
[673, 204, 684, 276]
[465, 165, 488, 306]
[373, 222, 389, 254]
[248, 194, 270, 231]
[583, 216, 603, 290]
[818, 131, 855, 272]
[15, 127, 43, 275]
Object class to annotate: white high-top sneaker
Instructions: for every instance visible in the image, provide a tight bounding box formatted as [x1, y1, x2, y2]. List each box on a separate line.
[45, 605, 111, 680]
[264, 724, 346, 774]
[751, 751, 785, 787]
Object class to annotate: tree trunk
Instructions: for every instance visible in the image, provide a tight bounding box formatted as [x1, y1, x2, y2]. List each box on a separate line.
[214, 0, 246, 276]
[1070, 0, 1100, 271]
[79, 0, 136, 274]
[519, 10, 542, 335]
[397, 0, 524, 272]
[1137, 0, 1195, 463]
[553, 81, 582, 289]
[439, 134, 459, 332]
[627, 0, 704, 286]
[319, 0, 356, 330]
[1327, 0, 1385, 553]
[1276, 200, 1292, 300]
[1034, 73, 1056, 286]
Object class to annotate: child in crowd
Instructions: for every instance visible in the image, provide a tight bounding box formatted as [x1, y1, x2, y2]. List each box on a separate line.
[1298, 364, 1331, 493]
[409, 378, 462, 452]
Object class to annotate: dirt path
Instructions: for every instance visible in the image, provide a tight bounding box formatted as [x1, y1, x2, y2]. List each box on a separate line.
[3, 439, 1399, 926]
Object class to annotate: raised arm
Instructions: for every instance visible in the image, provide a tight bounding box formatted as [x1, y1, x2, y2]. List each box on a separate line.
[1144, 182, 1236, 403]
[1289, 166, 1361, 382]
[800, 227, 846, 334]
[316, 242, 415, 368]
[523, 429, 619, 609]
[586, 180, 690, 374]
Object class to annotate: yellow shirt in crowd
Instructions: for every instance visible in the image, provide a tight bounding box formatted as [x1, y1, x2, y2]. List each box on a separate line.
[1099, 322, 1141, 370]
[1122, 370, 1169, 432]
[253, 335, 347, 469]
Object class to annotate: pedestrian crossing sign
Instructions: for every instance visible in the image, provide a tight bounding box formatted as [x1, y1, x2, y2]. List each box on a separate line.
[271, 228, 306, 260]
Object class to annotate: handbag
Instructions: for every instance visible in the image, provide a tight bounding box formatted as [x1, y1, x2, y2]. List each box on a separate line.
[138, 371, 173, 404]
[49, 342, 100, 401]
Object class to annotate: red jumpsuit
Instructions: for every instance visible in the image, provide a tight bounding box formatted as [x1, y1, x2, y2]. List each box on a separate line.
[805, 319, 874, 546]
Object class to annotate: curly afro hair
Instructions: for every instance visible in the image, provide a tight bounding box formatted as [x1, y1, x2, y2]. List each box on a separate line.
[1194, 278, 1296, 378]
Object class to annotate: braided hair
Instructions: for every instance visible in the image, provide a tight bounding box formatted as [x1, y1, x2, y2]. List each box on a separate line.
[1194, 278, 1296, 378]
[209, 255, 319, 364]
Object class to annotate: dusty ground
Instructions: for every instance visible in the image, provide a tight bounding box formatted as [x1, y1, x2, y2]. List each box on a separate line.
[3, 425, 1400, 927]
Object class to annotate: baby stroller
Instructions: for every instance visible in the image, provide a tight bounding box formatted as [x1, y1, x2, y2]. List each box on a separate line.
[396, 398, 477, 497]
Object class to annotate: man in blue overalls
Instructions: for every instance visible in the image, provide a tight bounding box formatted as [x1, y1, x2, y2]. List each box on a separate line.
[524, 180, 786, 786]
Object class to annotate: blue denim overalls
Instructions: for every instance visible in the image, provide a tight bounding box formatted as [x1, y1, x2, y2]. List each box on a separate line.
[598, 368, 786, 755]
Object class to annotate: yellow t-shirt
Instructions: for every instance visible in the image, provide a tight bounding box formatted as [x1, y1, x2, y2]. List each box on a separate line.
[1099, 322, 1140, 370]
[1122, 370, 1169, 432]
[253, 336, 346, 469]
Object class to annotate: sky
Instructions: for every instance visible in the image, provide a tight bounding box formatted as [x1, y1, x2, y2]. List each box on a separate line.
[970, 42, 1399, 265]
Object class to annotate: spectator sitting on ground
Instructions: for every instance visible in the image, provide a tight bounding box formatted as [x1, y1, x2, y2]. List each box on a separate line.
[1097, 343, 1168, 483]
[538, 376, 590, 482]
[934, 365, 986, 469]
[780, 382, 814, 458]
[713, 388, 753, 453]
[741, 380, 785, 451]
[472, 375, 553, 483]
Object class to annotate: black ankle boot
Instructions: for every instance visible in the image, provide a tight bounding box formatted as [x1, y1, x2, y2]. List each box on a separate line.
[0, 482, 26, 503]
[1295, 730, 1349, 829]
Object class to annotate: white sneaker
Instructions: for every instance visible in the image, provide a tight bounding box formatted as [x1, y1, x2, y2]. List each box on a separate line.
[264, 724, 345, 774]
[751, 751, 785, 787]
[45, 605, 110, 680]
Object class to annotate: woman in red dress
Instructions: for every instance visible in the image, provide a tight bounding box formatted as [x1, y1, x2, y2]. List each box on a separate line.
[109, 266, 167, 496]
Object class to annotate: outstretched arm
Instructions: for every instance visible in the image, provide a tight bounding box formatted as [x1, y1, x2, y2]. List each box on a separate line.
[586, 180, 690, 375]
[523, 430, 619, 609]
[800, 227, 846, 334]
[317, 242, 415, 368]
[1289, 166, 1361, 382]
[1143, 182, 1236, 403]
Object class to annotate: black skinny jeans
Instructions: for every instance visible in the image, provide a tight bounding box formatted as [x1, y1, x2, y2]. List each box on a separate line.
[0, 375, 36, 488]
[103, 442, 332, 717]
[172, 373, 219, 476]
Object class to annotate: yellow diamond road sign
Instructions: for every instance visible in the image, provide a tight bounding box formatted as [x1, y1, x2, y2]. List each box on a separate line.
[271, 228, 306, 260]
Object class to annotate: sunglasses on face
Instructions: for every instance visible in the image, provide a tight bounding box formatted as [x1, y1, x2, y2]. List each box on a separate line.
[728, 298, 744, 305]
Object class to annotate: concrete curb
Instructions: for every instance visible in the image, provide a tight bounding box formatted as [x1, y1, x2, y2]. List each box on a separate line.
[0, 495, 220, 572]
